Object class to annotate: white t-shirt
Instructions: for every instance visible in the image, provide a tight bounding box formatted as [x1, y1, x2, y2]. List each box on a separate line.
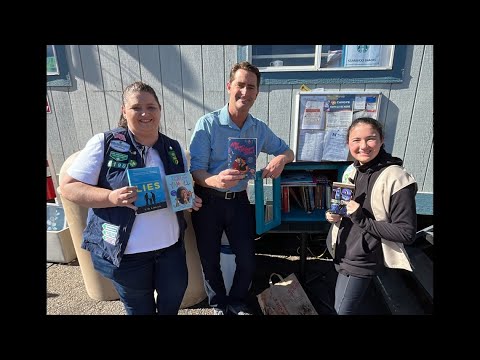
[68, 133, 188, 254]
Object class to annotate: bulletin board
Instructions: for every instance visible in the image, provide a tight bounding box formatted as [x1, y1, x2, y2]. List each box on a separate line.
[292, 90, 382, 162]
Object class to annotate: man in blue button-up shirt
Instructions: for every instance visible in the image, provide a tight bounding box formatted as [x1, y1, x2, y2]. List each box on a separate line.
[189, 61, 294, 315]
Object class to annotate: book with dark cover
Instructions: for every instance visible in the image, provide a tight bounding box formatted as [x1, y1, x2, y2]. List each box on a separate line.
[227, 138, 257, 180]
[329, 182, 355, 216]
[280, 171, 315, 185]
[126, 166, 167, 214]
[165, 172, 195, 212]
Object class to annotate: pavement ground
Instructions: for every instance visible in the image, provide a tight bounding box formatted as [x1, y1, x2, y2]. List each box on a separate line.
[47, 234, 389, 315]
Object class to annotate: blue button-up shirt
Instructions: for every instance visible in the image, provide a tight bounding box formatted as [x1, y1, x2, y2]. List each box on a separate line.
[189, 104, 290, 192]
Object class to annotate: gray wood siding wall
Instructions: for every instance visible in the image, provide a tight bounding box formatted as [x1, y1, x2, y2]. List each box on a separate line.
[47, 45, 433, 193]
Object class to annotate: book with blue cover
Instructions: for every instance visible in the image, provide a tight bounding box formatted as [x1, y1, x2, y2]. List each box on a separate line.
[165, 172, 195, 212]
[227, 137, 257, 180]
[126, 166, 167, 214]
[329, 182, 355, 216]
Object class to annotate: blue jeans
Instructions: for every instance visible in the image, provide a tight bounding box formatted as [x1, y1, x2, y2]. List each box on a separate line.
[334, 272, 371, 315]
[91, 240, 188, 315]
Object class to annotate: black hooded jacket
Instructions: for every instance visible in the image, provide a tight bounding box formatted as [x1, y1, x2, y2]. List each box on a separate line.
[333, 148, 417, 278]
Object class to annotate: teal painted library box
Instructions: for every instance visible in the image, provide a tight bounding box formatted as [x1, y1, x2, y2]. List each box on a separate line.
[254, 161, 352, 235]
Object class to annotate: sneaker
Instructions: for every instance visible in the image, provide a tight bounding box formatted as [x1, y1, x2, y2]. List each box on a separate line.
[236, 310, 252, 315]
[228, 305, 252, 315]
[213, 308, 226, 315]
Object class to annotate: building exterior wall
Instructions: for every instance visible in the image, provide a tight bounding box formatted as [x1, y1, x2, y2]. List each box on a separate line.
[47, 45, 433, 193]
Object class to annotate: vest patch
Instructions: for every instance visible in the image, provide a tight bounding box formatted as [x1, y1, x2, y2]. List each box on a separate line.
[168, 146, 179, 165]
[110, 140, 130, 153]
[109, 150, 128, 162]
[113, 133, 126, 141]
[107, 159, 128, 169]
[102, 223, 119, 245]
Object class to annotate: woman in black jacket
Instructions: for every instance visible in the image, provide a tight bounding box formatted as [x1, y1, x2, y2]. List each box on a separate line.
[325, 117, 417, 315]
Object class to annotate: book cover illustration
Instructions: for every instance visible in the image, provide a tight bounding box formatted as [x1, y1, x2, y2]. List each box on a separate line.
[227, 138, 257, 180]
[126, 166, 167, 214]
[165, 172, 195, 212]
[329, 182, 355, 216]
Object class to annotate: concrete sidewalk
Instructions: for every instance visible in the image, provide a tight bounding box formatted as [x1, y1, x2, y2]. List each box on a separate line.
[47, 260, 216, 315]
[47, 261, 125, 315]
[46, 255, 304, 315]
[46, 235, 390, 315]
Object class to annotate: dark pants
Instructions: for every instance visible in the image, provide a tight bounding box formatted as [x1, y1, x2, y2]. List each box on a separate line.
[91, 240, 188, 315]
[334, 272, 371, 315]
[192, 187, 255, 310]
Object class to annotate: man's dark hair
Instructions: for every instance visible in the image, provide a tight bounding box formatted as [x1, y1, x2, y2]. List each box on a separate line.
[229, 61, 261, 90]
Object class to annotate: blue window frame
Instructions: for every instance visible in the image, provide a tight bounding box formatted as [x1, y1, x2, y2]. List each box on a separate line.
[237, 45, 407, 85]
[47, 45, 72, 87]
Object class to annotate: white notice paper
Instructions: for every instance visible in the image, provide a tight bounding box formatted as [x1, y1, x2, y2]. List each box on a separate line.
[301, 101, 325, 129]
[298, 131, 324, 161]
[354, 96, 366, 110]
[326, 110, 353, 129]
[343, 45, 382, 67]
[321, 128, 349, 161]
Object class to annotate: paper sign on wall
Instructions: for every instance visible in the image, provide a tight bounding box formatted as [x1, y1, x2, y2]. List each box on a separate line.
[343, 45, 382, 67]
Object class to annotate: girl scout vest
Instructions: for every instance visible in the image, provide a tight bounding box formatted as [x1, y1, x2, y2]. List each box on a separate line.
[81, 127, 187, 267]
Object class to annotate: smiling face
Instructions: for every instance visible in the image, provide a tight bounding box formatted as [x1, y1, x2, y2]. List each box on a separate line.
[122, 91, 161, 139]
[348, 122, 384, 165]
[227, 69, 259, 114]
[177, 188, 189, 204]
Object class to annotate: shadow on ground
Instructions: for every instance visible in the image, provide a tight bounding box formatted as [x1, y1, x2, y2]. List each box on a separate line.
[182, 233, 390, 315]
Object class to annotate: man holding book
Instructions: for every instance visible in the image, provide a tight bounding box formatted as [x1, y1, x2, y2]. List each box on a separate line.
[60, 81, 202, 315]
[189, 61, 294, 315]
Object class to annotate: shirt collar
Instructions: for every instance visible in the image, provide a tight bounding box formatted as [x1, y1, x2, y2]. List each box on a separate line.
[219, 104, 256, 131]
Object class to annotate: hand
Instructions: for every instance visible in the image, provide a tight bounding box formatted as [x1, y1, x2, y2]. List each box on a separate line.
[108, 186, 138, 211]
[214, 169, 245, 189]
[188, 195, 203, 212]
[262, 155, 287, 179]
[326, 211, 342, 224]
[346, 200, 360, 216]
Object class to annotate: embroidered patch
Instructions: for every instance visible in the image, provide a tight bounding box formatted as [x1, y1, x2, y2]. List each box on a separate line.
[102, 223, 119, 245]
[107, 159, 128, 169]
[109, 151, 128, 162]
[113, 133, 126, 141]
[168, 146, 179, 165]
[110, 140, 130, 153]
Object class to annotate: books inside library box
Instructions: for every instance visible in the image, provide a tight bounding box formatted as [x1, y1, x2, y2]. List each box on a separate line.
[127, 166, 167, 214]
[329, 182, 355, 216]
[280, 170, 333, 221]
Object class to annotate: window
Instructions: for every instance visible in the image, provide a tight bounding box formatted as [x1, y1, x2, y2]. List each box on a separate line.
[249, 45, 395, 72]
[47, 45, 60, 75]
[47, 45, 72, 87]
[237, 45, 406, 85]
